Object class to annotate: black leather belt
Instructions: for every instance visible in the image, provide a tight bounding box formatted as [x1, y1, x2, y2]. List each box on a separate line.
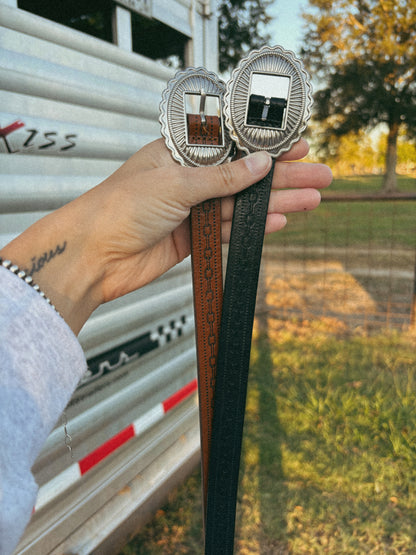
[202, 46, 312, 553]
[160, 48, 312, 554]
[204, 162, 275, 553]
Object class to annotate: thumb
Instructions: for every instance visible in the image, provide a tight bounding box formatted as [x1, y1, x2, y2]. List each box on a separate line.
[180, 152, 273, 206]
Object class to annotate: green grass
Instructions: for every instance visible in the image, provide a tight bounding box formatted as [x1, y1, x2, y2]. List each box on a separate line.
[121, 322, 416, 554]
[239, 322, 416, 554]
[265, 175, 416, 250]
[328, 175, 416, 194]
[265, 202, 416, 250]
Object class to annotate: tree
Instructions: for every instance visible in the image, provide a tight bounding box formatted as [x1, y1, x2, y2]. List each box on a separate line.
[301, 0, 416, 191]
[378, 130, 416, 175]
[218, 0, 273, 73]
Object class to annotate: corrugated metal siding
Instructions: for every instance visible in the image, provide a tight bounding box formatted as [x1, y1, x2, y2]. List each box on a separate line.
[0, 2, 209, 552]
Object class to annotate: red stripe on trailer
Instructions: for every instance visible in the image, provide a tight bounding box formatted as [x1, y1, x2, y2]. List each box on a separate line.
[35, 379, 198, 512]
[162, 378, 197, 413]
[79, 424, 135, 475]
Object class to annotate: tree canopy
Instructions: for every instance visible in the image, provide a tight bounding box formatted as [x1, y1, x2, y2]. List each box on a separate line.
[218, 0, 272, 73]
[301, 0, 416, 190]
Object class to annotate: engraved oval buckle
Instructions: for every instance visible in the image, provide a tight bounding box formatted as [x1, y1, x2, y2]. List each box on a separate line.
[160, 67, 233, 167]
[224, 45, 313, 157]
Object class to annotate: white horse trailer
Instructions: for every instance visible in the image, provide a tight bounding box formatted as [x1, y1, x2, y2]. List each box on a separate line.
[0, 1, 218, 552]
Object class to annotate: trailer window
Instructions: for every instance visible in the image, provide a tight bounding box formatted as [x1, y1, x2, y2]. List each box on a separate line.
[18, 0, 114, 43]
[18, 0, 187, 66]
[131, 12, 186, 67]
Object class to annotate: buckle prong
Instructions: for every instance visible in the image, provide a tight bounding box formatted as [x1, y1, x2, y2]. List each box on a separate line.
[199, 88, 207, 128]
[261, 98, 271, 121]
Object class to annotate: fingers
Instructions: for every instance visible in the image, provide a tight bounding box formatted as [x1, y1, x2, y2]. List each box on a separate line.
[175, 151, 273, 206]
[140, 136, 309, 168]
[221, 213, 288, 242]
[220, 187, 321, 242]
[219, 155, 332, 243]
[163, 140, 330, 209]
[277, 138, 309, 161]
[128, 139, 331, 219]
[268, 187, 322, 213]
[220, 156, 331, 222]
[273, 161, 333, 190]
[221, 187, 322, 222]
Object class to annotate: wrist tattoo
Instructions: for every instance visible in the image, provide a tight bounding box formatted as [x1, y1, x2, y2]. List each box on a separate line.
[23, 241, 67, 276]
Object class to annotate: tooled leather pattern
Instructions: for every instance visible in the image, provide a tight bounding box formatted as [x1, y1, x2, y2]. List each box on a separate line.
[191, 198, 223, 516]
[205, 162, 275, 554]
[187, 114, 222, 146]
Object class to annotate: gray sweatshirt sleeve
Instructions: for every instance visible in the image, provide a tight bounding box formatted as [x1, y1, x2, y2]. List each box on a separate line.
[0, 266, 87, 555]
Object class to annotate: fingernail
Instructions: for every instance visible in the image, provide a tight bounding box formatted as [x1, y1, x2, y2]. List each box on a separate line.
[244, 151, 272, 175]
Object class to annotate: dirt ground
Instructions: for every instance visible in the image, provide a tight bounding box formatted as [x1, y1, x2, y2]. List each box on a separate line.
[257, 245, 415, 331]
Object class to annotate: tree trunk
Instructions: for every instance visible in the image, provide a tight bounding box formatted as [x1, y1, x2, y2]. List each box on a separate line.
[382, 121, 399, 193]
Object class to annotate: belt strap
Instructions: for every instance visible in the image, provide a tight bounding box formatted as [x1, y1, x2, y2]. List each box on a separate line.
[190, 198, 223, 518]
[204, 161, 275, 554]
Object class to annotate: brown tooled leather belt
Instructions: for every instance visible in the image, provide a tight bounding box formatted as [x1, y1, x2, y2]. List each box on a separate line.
[159, 68, 232, 525]
[188, 113, 223, 518]
[190, 197, 222, 517]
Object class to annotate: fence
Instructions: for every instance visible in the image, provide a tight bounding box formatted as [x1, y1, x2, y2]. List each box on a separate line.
[258, 194, 416, 333]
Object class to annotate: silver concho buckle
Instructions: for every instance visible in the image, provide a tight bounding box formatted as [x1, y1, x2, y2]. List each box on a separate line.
[224, 45, 313, 157]
[159, 67, 233, 167]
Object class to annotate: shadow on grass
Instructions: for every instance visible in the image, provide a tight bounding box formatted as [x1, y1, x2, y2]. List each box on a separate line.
[235, 267, 289, 554]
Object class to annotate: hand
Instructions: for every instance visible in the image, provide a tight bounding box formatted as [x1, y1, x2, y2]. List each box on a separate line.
[0, 139, 331, 334]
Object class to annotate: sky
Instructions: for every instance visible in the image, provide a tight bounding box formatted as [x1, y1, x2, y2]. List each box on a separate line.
[266, 0, 308, 55]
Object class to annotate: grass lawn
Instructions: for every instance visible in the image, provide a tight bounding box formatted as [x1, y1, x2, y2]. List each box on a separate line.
[121, 321, 416, 554]
[237, 320, 416, 554]
[265, 175, 416, 251]
[327, 175, 416, 194]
